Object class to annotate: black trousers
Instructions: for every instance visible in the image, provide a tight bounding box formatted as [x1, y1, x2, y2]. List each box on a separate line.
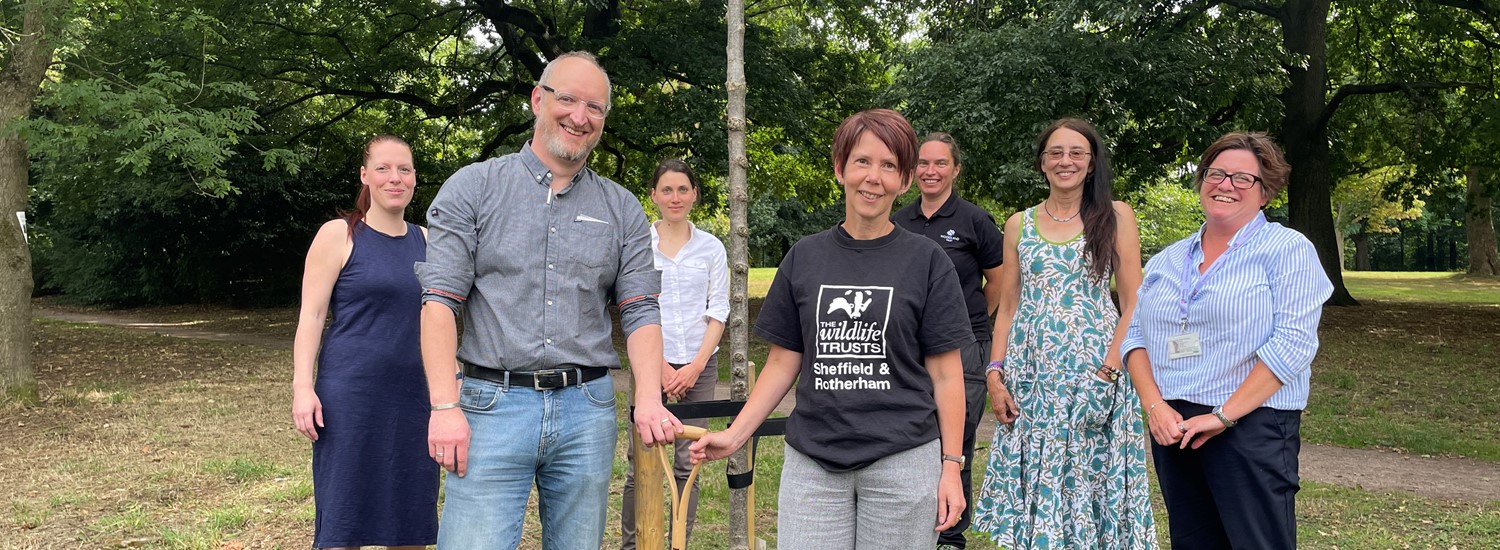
[937, 336, 990, 548]
[1152, 400, 1302, 550]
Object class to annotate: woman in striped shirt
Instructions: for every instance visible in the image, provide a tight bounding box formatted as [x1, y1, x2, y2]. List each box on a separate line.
[1123, 132, 1333, 549]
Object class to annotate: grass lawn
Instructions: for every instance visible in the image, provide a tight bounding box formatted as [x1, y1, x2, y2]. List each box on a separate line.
[1342, 271, 1500, 304]
[10, 271, 1500, 548]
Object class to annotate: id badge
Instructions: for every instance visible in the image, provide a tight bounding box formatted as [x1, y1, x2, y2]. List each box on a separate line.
[1167, 332, 1203, 360]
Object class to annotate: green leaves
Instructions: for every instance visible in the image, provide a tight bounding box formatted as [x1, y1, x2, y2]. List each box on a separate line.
[20, 61, 293, 198]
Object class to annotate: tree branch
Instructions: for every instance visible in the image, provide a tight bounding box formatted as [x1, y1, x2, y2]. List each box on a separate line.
[284, 98, 375, 144]
[251, 20, 357, 62]
[477, 120, 534, 160]
[1319, 81, 1490, 131]
[1218, 0, 1283, 18]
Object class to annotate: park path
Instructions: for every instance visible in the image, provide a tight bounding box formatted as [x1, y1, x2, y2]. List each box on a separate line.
[34, 306, 1500, 504]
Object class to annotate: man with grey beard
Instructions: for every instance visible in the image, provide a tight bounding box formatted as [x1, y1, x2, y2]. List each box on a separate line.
[416, 51, 681, 548]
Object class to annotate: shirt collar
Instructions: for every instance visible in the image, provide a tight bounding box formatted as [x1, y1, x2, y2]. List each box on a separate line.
[1188, 211, 1269, 253]
[519, 140, 590, 193]
[650, 221, 703, 259]
[904, 191, 960, 221]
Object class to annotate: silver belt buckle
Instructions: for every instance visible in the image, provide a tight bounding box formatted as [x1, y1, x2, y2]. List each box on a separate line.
[532, 369, 569, 390]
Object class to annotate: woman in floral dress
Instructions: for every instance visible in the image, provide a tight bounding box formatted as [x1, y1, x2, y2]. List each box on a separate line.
[973, 118, 1156, 549]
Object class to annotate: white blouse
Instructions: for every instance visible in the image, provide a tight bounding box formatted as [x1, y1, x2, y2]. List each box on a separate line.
[650, 222, 730, 364]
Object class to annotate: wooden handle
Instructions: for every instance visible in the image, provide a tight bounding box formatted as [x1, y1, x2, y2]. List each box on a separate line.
[676, 424, 708, 441]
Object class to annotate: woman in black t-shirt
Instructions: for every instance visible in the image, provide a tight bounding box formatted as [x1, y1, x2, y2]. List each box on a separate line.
[690, 109, 972, 548]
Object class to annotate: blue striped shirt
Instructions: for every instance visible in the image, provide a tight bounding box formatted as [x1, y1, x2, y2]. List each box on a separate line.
[1122, 212, 1332, 410]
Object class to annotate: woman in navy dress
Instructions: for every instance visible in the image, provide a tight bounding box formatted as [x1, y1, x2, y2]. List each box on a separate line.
[291, 135, 437, 549]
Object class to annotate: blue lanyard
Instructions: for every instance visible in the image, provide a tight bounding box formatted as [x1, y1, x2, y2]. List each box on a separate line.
[1176, 213, 1267, 331]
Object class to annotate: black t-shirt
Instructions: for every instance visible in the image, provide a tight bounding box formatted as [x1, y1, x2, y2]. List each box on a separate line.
[755, 224, 974, 472]
[894, 193, 1004, 339]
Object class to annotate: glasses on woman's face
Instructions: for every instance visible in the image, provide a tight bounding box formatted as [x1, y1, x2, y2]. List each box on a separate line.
[539, 85, 609, 119]
[1200, 167, 1263, 189]
[1042, 148, 1092, 162]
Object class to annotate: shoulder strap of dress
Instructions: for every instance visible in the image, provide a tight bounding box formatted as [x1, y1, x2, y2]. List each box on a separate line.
[1020, 207, 1036, 238]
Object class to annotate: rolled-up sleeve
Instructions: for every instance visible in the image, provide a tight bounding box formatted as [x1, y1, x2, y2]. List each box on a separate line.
[1256, 237, 1333, 384]
[416, 165, 483, 315]
[705, 242, 730, 323]
[613, 191, 662, 337]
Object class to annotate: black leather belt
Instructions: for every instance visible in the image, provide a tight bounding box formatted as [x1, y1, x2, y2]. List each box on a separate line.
[462, 363, 609, 390]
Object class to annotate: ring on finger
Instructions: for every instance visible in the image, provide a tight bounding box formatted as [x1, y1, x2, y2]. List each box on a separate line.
[1178, 422, 1188, 433]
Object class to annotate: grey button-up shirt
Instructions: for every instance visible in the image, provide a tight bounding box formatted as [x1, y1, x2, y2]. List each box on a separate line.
[416, 143, 661, 372]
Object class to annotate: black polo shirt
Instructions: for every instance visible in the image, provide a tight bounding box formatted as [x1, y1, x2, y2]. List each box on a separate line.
[893, 192, 1003, 339]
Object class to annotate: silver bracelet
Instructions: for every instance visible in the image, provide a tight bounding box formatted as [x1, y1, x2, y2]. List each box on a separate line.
[430, 402, 460, 411]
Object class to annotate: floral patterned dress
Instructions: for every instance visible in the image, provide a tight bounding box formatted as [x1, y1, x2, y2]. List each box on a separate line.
[973, 208, 1157, 549]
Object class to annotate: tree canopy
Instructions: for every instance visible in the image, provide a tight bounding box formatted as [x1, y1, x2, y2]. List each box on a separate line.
[11, 0, 1500, 308]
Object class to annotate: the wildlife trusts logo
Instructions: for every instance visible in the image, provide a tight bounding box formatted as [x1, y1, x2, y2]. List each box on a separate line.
[815, 285, 892, 359]
[940, 229, 960, 242]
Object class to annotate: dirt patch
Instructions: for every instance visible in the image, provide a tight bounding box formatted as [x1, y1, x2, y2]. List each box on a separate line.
[4, 321, 305, 549]
[32, 307, 293, 350]
[1300, 444, 1500, 503]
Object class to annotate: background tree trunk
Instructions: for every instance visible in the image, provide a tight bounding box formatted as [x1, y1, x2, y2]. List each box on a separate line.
[724, 0, 752, 547]
[1, 0, 63, 402]
[1280, 0, 1358, 304]
[1353, 232, 1372, 271]
[1467, 166, 1499, 276]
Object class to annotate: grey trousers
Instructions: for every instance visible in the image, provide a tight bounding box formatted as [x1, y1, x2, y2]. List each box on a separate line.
[619, 357, 718, 549]
[777, 438, 942, 550]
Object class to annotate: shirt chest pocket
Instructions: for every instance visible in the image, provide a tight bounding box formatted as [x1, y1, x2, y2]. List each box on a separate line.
[666, 262, 710, 297]
[566, 218, 620, 269]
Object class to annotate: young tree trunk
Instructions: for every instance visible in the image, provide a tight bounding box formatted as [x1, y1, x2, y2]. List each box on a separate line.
[1467, 166, 1499, 276]
[1280, 0, 1358, 304]
[1335, 221, 1346, 272]
[724, 0, 752, 547]
[1, 0, 63, 402]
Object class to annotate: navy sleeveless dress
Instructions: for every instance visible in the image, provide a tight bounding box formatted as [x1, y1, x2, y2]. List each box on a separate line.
[312, 221, 437, 548]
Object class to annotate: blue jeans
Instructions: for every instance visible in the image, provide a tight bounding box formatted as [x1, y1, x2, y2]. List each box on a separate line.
[437, 373, 618, 549]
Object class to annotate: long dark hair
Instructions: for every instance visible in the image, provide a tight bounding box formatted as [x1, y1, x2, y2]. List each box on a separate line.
[341, 134, 411, 237]
[1034, 118, 1117, 281]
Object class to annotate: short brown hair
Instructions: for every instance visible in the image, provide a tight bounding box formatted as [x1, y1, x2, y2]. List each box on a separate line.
[831, 109, 918, 183]
[1196, 132, 1291, 201]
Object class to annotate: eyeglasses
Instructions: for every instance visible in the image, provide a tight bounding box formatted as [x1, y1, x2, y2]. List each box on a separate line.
[1199, 167, 1263, 189]
[1042, 149, 1092, 162]
[539, 84, 609, 119]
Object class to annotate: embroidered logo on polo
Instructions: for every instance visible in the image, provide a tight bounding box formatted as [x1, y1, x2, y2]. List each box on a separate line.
[940, 229, 961, 242]
[813, 285, 893, 391]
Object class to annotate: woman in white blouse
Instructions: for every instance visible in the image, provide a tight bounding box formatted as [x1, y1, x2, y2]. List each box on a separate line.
[619, 158, 729, 549]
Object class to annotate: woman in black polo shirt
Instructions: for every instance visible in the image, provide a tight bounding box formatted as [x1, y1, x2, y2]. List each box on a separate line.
[690, 109, 971, 548]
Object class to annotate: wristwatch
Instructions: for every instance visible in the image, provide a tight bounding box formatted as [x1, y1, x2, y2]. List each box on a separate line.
[941, 454, 965, 467]
[1211, 405, 1237, 428]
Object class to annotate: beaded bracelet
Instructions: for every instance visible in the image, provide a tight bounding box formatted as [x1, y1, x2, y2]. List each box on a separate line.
[986, 359, 1006, 373]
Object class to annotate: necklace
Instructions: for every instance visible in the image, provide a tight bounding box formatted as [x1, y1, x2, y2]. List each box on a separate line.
[1043, 200, 1080, 223]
